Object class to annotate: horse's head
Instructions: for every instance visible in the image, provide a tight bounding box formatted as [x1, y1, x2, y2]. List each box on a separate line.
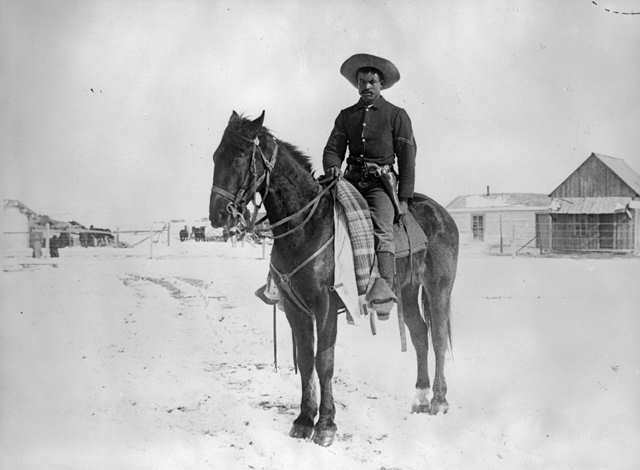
[209, 110, 276, 228]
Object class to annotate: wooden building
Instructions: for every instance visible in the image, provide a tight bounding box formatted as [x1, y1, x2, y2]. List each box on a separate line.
[447, 192, 551, 253]
[538, 153, 640, 254]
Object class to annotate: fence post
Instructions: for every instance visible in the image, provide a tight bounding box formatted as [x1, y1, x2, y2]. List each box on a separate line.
[45, 223, 51, 258]
[499, 215, 503, 254]
[116, 227, 120, 247]
[261, 237, 266, 259]
[149, 227, 154, 259]
[167, 223, 171, 247]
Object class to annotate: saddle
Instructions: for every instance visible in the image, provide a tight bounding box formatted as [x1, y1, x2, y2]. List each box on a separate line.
[254, 179, 429, 322]
[393, 211, 428, 258]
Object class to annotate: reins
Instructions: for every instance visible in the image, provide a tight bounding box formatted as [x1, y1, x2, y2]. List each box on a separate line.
[212, 132, 338, 241]
[257, 178, 338, 239]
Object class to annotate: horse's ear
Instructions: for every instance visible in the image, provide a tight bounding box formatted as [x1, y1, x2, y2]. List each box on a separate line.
[229, 110, 240, 123]
[252, 110, 265, 129]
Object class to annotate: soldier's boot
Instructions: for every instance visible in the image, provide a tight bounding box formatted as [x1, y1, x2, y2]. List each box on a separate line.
[366, 251, 397, 321]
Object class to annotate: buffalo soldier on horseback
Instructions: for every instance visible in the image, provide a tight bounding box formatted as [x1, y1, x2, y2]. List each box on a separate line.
[323, 53, 417, 311]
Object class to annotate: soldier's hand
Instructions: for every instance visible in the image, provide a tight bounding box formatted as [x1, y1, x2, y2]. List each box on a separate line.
[399, 199, 409, 215]
[326, 166, 342, 179]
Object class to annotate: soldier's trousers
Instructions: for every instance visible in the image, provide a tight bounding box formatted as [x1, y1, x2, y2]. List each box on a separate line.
[349, 177, 395, 254]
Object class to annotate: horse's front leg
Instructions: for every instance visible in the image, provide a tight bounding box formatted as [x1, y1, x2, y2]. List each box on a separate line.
[312, 292, 338, 447]
[284, 303, 317, 439]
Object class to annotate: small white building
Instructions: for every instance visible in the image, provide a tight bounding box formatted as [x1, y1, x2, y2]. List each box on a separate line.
[447, 192, 551, 253]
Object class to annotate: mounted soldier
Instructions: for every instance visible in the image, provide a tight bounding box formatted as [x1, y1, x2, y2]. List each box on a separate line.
[323, 53, 417, 313]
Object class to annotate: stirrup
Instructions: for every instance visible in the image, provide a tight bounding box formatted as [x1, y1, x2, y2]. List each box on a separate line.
[366, 278, 397, 320]
[255, 284, 280, 306]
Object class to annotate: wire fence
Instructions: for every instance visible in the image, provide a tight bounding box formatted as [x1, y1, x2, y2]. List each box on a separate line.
[536, 219, 636, 253]
[3, 221, 272, 260]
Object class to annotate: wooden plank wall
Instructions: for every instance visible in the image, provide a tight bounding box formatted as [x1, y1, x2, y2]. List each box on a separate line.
[551, 155, 637, 198]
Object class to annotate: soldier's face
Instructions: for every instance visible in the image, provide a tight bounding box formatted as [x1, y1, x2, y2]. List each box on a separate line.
[357, 71, 382, 103]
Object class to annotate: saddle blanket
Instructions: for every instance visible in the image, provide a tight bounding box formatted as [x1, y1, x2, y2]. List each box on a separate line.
[334, 179, 375, 295]
[333, 203, 366, 323]
[332, 179, 429, 323]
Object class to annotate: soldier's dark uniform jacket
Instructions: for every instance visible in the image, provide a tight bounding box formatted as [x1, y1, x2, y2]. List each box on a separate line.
[322, 95, 417, 200]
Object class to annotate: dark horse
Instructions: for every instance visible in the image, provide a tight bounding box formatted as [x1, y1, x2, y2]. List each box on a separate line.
[209, 111, 458, 447]
[180, 226, 189, 242]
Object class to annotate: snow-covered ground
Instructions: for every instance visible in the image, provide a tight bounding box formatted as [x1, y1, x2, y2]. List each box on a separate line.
[1, 241, 639, 469]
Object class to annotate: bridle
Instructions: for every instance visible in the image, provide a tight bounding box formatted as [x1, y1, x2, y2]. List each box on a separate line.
[211, 132, 338, 239]
[211, 133, 278, 226]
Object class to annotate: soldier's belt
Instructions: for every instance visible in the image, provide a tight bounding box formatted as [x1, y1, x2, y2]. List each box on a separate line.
[346, 161, 393, 178]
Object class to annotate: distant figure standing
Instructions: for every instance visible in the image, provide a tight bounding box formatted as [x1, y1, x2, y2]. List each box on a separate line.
[49, 235, 59, 258]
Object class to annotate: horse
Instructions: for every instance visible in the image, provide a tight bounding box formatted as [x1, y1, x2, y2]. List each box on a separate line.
[195, 226, 206, 241]
[180, 226, 189, 242]
[209, 110, 458, 447]
[191, 226, 205, 241]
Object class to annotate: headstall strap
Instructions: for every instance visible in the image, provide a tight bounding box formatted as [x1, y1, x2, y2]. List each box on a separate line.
[211, 134, 279, 231]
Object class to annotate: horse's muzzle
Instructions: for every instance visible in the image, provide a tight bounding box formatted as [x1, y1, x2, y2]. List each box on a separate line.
[209, 194, 229, 228]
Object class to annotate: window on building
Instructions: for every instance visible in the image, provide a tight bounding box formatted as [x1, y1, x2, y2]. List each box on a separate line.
[472, 214, 484, 241]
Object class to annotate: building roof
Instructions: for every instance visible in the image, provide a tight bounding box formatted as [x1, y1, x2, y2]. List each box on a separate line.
[594, 153, 640, 196]
[446, 193, 551, 212]
[3, 199, 37, 218]
[549, 153, 640, 197]
[549, 197, 632, 214]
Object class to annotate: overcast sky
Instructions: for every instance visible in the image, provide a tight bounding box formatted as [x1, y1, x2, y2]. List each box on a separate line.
[2, 0, 639, 227]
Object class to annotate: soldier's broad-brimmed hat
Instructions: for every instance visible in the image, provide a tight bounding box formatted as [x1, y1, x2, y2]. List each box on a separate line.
[340, 53, 400, 90]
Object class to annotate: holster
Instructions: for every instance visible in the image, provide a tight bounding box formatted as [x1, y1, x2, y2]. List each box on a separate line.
[345, 161, 401, 221]
[378, 169, 402, 222]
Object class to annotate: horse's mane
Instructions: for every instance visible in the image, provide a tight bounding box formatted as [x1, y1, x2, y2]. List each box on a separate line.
[225, 114, 314, 174]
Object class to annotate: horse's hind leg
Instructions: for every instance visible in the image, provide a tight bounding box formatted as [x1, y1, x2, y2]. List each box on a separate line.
[285, 306, 317, 439]
[401, 282, 432, 413]
[425, 277, 453, 415]
[312, 293, 338, 447]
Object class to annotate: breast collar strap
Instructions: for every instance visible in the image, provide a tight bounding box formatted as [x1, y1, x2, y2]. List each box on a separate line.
[270, 234, 335, 318]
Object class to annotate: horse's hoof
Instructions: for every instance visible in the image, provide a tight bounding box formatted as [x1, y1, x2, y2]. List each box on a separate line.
[411, 403, 431, 414]
[289, 423, 314, 439]
[429, 398, 449, 415]
[312, 426, 337, 447]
